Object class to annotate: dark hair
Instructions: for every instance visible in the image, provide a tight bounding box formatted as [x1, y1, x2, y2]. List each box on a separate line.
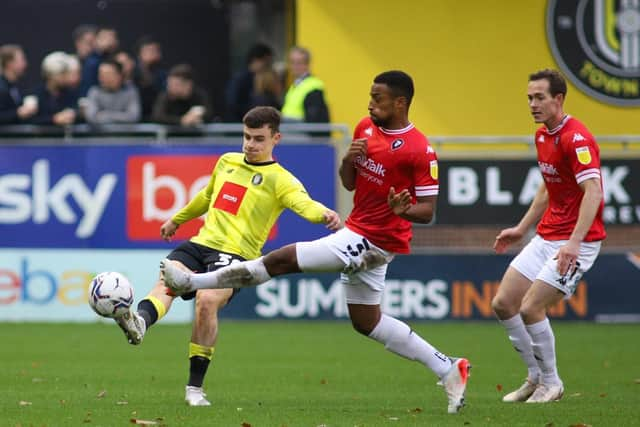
[374, 70, 414, 106]
[529, 69, 567, 98]
[246, 43, 273, 64]
[100, 58, 123, 75]
[135, 35, 160, 54]
[168, 63, 194, 81]
[72, 24, 97, 42]
[0, 44, 22, 69]
[243, 106, 281, 134]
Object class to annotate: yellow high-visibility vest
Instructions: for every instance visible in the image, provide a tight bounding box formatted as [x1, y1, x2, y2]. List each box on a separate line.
[281, 76, 325, 120]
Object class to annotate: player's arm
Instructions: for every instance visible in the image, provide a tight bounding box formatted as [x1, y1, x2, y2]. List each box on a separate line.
[387, 188, 435, 224]
[494, 183, 548, 253]
[339, 138, 367, 191]
[555, 177, 602, 275]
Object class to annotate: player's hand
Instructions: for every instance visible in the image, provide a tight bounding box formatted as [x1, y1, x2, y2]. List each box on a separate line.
[387, 186, 411, 215]
[343, 138, 367, 163]
[493, 226, 525, 254]
[160, 219, 179, 242]
[323, 209, 342, 231]
[555, 240, 580, 276]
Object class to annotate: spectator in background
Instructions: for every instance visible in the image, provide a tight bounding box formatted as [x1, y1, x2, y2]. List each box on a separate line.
[72, 25, 97, 62]
[281, 46, 329, 123]
[134, 36, 167, 121]
[250, 68, 282, 111]
[225, 43, 273, 122]
[151, 64, 212, 126]
[80, 27, 119, 96]
[85, 59, 141, 124]
[114, 50, 136, 84]
[30, 51, 76, 126]
[0, 44, 37, 124]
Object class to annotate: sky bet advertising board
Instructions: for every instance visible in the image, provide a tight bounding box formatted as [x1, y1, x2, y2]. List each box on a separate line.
[0, 144, 336, 249]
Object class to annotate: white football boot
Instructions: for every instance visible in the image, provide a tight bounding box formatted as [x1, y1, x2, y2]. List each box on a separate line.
[185, 385, 211, 406]
[160, 259, 193, 295]
[502, 378, 538, 402]
[442, 357, 471, 414]
[526, 382, 564, 403]
[115, 310, 146, 345]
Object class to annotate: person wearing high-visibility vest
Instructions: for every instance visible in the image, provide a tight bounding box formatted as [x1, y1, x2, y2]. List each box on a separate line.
[281, 46, 330, 123]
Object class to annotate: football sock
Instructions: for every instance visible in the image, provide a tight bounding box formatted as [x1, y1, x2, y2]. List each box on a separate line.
[500, 314, 541, 382]
[191, 257, 271, 289]
[526, 318, 561, 385]
[368, 314, 452, 378]
[188, 342, 215, 387]
[137, 296, 167, 329]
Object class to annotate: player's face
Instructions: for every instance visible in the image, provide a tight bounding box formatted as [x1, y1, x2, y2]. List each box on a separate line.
[242, 124, 280, 163]
[527, 79, 563, 125]
[368, 83, 396, 127]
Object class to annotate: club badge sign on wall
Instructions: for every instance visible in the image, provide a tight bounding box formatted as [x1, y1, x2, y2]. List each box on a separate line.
[547, 0, 640, 107]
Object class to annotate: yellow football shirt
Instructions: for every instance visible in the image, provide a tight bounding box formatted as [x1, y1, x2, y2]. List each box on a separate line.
[171, 152, 328, 259]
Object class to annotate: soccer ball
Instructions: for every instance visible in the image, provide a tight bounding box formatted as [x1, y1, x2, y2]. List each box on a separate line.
[89, 272, 134, 318]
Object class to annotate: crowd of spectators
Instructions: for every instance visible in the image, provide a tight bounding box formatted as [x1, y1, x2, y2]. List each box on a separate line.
[0, 25, 330, 128]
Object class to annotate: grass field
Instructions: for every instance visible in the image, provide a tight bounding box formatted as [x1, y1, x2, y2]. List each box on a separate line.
[1, 321, 639, 427]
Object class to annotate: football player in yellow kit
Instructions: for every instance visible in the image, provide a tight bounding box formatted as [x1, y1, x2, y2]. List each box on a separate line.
[116, 106, 341, 406]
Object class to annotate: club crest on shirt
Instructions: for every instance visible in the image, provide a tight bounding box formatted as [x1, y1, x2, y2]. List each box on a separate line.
[365, 127, 373, 136]
[251, 173, 263, 185]
[430, 160, 439, 179]
[575, 146, 592, 165]
[391, 139, 404, 150]
[537, 135, 545, 143]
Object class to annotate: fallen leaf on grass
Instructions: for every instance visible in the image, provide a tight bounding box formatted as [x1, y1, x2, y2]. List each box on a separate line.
[19, 400, 32, 406]
[599, 393, 607, 398]
[545, 423, 554, 427]
[408, 407, 422, 413]
[96, 390, 107, 398]
[496, 384, 503, 392]
[320, 378, 328, 385]
[130, 419, 158, 426]
[634, 378, 640, 384]
[569, 424, 592, 427]
[241, 423, 252, 427]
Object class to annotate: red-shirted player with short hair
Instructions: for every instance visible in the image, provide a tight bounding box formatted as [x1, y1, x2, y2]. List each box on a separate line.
[161, 70, 471, 414]
[492, 69, 605, 404]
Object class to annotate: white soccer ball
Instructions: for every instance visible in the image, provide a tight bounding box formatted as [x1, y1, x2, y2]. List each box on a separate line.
[89, 272, 134, 318]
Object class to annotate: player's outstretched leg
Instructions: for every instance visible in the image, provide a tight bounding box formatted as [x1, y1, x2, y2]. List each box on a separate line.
[115, 310, 146, 345]
[442, 358, 472, 414]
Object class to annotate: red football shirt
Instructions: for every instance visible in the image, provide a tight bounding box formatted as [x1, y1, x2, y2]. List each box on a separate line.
[535, 115, 606, 242]
[345, 117, 439, 253]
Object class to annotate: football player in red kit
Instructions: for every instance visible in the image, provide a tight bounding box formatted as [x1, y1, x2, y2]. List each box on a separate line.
[492, 69, 605, 403]
[162, 70, 471, 414]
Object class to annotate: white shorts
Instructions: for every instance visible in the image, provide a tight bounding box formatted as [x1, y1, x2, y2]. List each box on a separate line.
[296, 227, 395, 305]
[510, 234, 601, 296]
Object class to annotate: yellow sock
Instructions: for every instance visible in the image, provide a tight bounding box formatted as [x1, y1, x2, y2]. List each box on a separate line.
[189, 342, 215, 360]
[145, 295, 167, 320]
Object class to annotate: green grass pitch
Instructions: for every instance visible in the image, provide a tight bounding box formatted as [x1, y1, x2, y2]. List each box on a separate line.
[1, 321, 639, 426]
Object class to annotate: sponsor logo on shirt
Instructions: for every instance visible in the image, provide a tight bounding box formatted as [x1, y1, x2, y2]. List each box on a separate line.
[575, 146, 592, 165]
[538, 135, 545, 143]
[251, 173, 263, 185]
[355, 156, 386, 176]
[364, 127, 373, 136]
[213, 181, 247, 215]
[538, 161, 559, 175]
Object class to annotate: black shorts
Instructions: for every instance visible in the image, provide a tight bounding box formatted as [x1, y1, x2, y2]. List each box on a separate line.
[167, 241, 245, 301]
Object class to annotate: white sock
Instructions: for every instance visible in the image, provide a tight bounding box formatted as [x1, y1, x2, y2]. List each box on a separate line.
[191, 257, 271, 289]
[368, 314, 452, 378]
[526, 318, 561, 385]
[500, 314, 541, 383]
